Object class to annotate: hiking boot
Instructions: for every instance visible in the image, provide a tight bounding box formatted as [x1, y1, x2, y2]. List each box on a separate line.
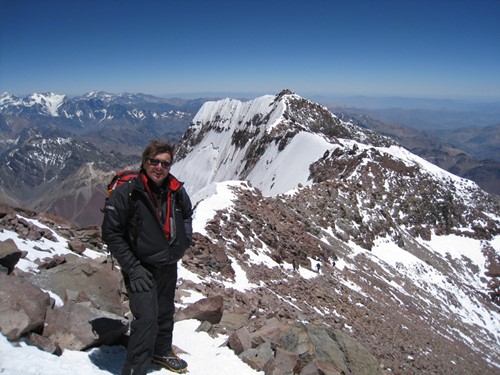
[152, 352, 188, 373]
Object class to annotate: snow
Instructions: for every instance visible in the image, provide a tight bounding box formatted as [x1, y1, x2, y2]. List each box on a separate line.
[384, 146, 468, 183]
[173, 94, 480, 207]
[28, 92, 66, 116]
[172, 101, 335, 198]
[246, 132, 334, 195]
[370, 233, 500, 344]
[190, 181, 247, 236]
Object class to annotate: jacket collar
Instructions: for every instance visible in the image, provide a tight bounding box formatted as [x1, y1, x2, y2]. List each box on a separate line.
[136, 170, 183, 193]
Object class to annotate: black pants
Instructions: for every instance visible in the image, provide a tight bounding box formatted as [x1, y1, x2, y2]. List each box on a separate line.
[121, 263, 177, 375]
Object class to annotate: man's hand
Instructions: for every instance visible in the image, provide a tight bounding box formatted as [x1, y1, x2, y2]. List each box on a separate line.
[128, 264, 153, 292]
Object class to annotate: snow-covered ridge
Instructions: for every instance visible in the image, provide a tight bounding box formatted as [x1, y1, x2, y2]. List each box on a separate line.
[173, 91, 483, 202]
[0, 91, 192, 121]
[26, 93, 66, 116]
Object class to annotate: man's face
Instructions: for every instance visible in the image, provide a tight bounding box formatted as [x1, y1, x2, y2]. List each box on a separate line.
[144, 152, 171, 186]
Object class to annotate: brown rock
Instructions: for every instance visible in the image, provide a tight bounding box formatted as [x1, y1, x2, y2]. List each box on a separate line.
[228, 327, 252, 355]
[27, 332, 63, 356]
[43, 301, 128, 350]
[28, 256, 125, 316]
[239, 341, 274, 371]
[68, 240, 86, 255]
[0, 238, 22, 273]
[176, 295, 224, 324]
[0, 272, 52, 340]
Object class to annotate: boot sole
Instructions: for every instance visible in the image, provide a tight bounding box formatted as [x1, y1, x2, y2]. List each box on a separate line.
[152, 358, 188, 373]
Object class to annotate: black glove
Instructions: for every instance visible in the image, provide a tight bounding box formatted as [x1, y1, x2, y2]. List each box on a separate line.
[128, 264, 153, 293]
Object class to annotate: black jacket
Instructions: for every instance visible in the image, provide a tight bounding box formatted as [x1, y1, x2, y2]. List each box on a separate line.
[101, 172, 193, 274]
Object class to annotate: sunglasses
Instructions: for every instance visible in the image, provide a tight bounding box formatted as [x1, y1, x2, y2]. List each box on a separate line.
[148, 158, 172, 168]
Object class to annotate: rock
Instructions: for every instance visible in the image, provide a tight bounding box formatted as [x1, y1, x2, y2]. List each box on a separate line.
[300, 359, 341, 375]
[0, 203, 16, 218]
[28, 256, 125, 316]
[176, 295, 224, 324]
[0, 272, 52, 340]
[0, 238, 22, 273]
[305, 325, 380, 374]
[27, 332, 63, 356]
[228, 327, 252, 355]
[274, 348, 300, 375]
[68, 240, 86, 254]
[239, 321, 382, 375]
[42, 301, 128, 351]
[239, 341, 274, 371]
[219, 310, 250, 331]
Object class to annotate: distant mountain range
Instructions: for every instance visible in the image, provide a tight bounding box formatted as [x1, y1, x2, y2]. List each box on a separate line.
[0, 90, 498, 228]
[0, 91, 204, 155]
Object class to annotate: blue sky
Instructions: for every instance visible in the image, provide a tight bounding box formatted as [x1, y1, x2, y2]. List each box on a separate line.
[1, 0, 500, 100]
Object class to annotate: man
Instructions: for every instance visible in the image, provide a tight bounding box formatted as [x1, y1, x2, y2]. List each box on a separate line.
[102, 140, 193, 375]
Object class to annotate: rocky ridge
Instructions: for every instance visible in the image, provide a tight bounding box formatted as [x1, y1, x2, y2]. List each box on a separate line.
[182, 181, 499, 374]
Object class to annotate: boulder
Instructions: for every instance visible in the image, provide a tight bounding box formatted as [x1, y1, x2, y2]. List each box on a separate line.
[176, 295, 224, 324]
[239, 341, 274, 371]
[27, 332, 63, 356]
[42, 301, 128, 350]
[68, 240, 86, 255]
[28, 255, 125, 316]
[228, 327, 252, 355]
[0, 272, 52, 340]
[274, 348, 300, 374]
[219, 310, 250, 331]
[0, 238, 22, 274]
[238, 320, 382, 375]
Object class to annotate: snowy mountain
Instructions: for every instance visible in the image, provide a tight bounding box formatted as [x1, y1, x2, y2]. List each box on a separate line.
[0, 89, 499, 374]
[0, 91, 193, 122]
[0, 92, 67, 117]
[0, 91, 197, 155]
[0, 127, 140, 226]
[173, 89, 393, 196]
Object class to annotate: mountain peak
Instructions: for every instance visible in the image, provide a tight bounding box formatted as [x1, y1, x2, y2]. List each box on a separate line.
[25, 92, 67, 116]
[275, 88, 296, 98]
[173, 90, 394, 196]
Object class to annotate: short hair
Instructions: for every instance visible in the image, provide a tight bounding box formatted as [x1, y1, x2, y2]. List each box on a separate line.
[141, 140, 175, 167]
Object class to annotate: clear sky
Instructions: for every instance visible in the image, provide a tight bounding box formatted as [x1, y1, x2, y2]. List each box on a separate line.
[1, 0, 500, 100]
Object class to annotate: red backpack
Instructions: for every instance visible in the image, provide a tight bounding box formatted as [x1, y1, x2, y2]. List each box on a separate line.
[101, 170, 138, 212]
